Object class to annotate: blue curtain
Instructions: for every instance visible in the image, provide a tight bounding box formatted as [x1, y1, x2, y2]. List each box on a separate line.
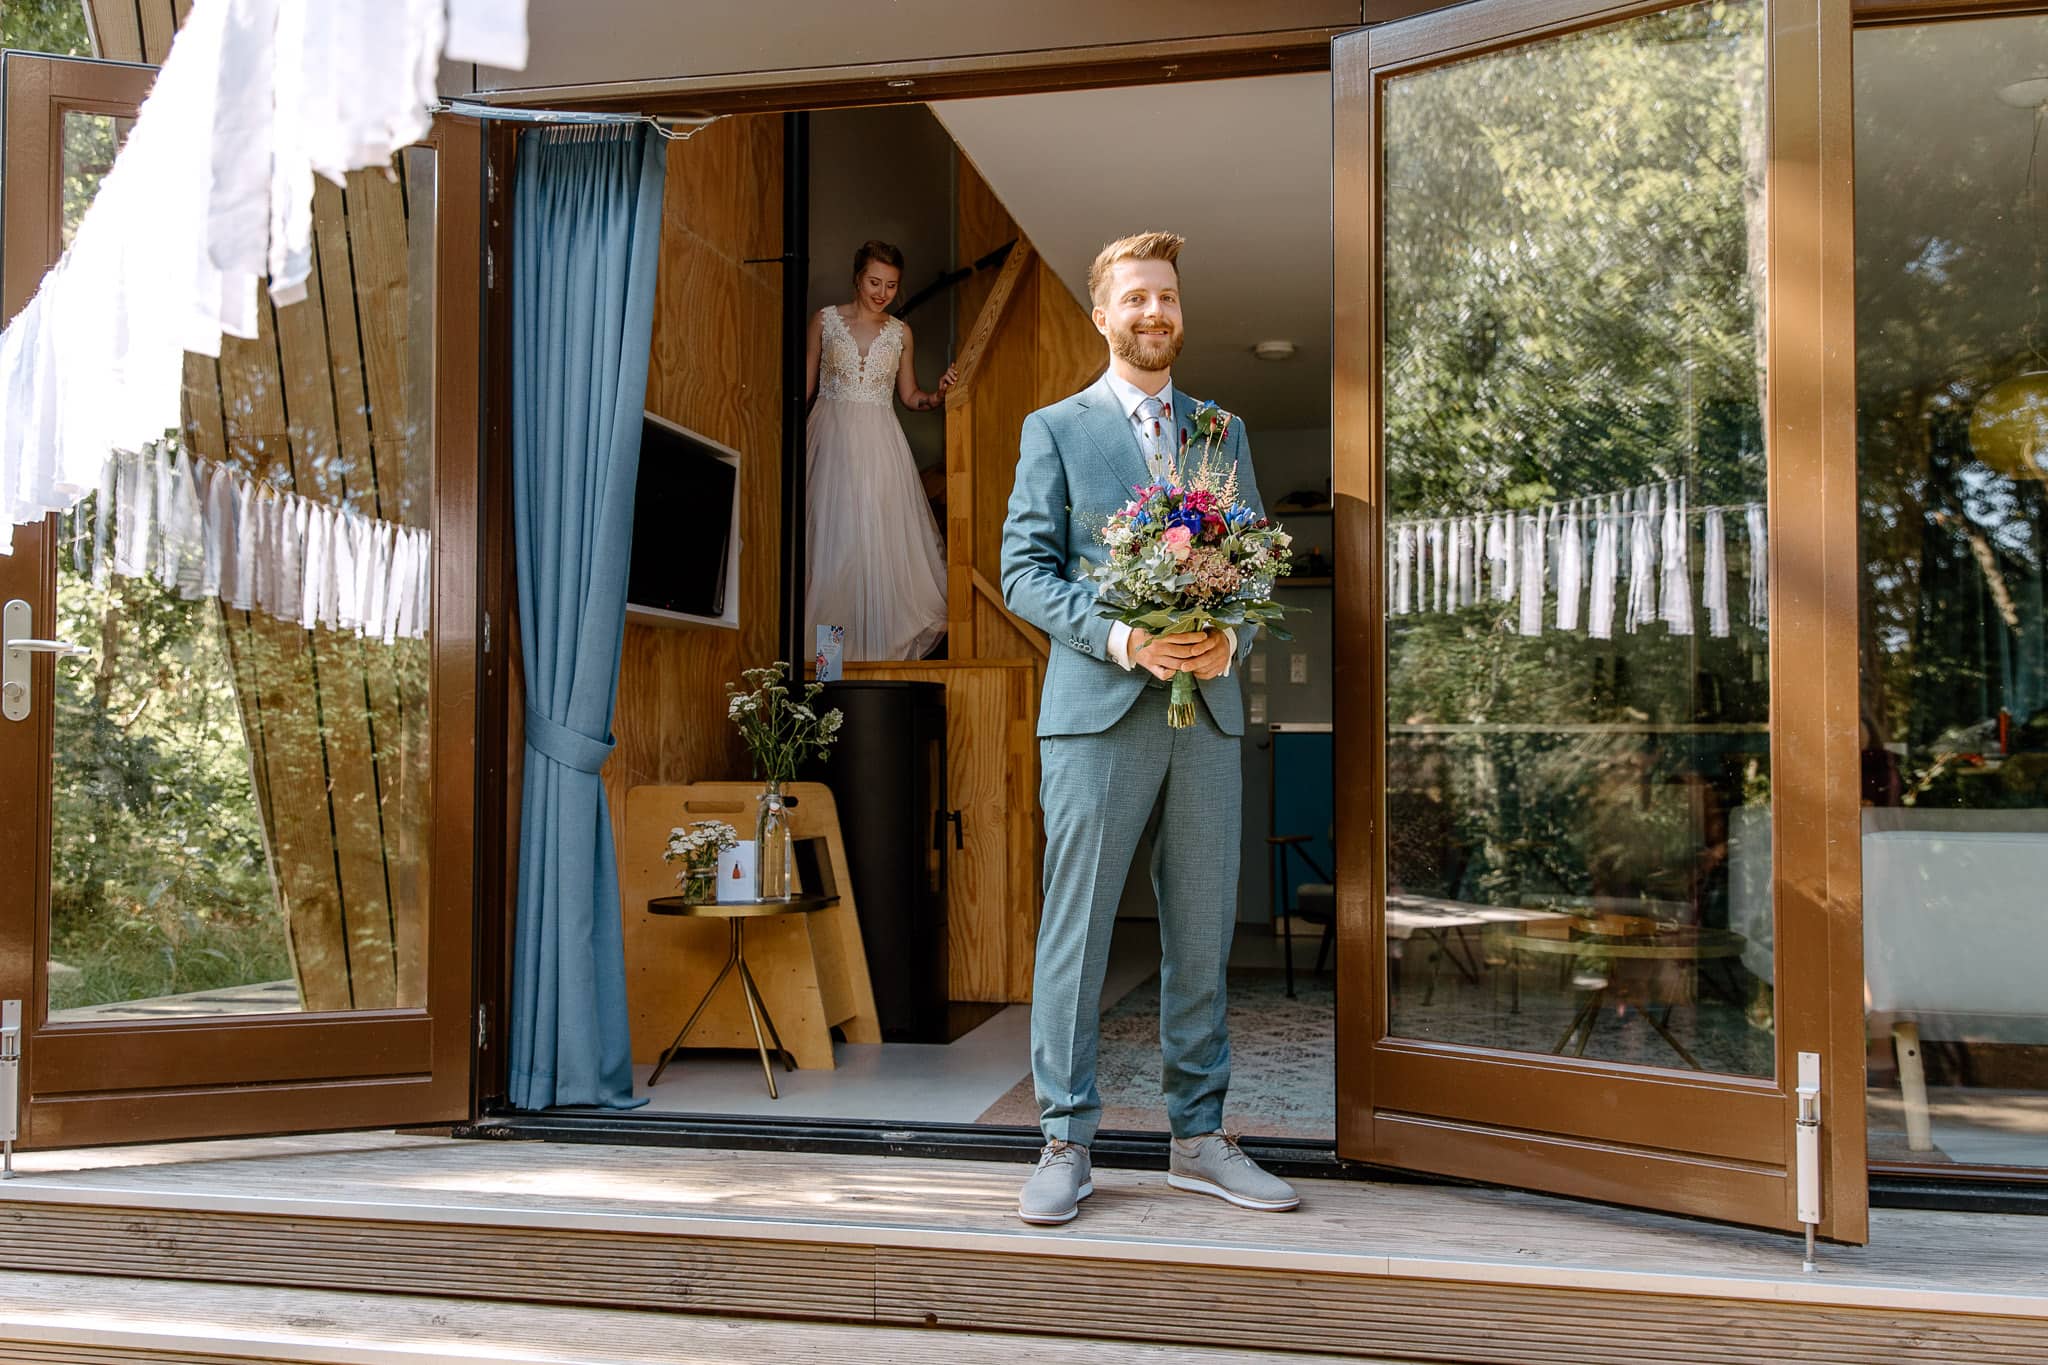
[508, 125, 666, 1110]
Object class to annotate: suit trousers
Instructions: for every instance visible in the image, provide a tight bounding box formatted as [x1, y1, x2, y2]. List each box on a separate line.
[1031, 691, 1242, 1146]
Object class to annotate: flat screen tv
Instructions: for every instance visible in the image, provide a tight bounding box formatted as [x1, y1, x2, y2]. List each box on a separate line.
[626, 413, 741, 627]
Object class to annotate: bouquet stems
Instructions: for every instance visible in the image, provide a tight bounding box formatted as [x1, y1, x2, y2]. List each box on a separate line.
[1168, 669, 1197, 728]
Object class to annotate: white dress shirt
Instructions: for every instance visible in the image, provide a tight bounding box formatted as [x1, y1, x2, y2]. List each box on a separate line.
[1099, 370, 1234, 676]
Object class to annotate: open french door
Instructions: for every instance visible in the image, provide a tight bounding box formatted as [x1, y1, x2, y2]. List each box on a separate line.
[0, 52, 482, 1148]
[1331, 0, 1869, 1239]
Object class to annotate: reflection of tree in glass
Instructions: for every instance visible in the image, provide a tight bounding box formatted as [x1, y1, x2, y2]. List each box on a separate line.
[61, 112, 118, 250]
[50, 505, 283, 1011]
[1379, 0, 1772, 921]
[1854, 18, 2048, 811]
[1384, 0, 1767, 513]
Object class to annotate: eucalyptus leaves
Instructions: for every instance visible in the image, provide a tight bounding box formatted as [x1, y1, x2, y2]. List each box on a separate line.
[726, 662, 845, 783]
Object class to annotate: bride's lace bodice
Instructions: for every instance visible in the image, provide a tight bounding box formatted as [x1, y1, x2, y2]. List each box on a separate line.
[818, 307, 903, 407]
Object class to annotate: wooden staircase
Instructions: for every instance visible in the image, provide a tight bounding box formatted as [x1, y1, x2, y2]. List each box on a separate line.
[0, 1133, 2045, 1364]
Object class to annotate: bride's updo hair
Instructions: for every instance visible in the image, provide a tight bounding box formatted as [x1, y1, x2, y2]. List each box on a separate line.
[852, 239, 905, 281]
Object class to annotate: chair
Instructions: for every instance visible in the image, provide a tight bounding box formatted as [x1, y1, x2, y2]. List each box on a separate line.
[1268, 833, 1334, 999]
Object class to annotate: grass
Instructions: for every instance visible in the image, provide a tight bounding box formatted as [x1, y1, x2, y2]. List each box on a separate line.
[49, 902, 295, 1013]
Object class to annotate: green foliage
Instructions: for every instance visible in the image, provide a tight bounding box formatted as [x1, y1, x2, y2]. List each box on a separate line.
[726, 662, 844, 783]
[1378, 0, 1771, 910]
[47, 505, 287, 1012]
[1, 0, 91, 57]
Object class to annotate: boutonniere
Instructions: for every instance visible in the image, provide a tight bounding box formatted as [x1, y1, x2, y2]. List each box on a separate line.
[1192, 400, 1233, 442]
[1176, 401, 1236, 466]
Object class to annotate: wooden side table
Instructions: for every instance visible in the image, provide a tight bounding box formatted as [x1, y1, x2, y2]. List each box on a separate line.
[645, 893, 839, 1098]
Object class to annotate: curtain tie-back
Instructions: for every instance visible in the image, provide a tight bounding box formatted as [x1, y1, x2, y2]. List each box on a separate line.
[525, 708, 615, 774]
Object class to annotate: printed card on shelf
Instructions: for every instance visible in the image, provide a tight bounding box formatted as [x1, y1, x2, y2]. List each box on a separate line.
[716, 842, 757, 902]
[814, 624, 844, 682]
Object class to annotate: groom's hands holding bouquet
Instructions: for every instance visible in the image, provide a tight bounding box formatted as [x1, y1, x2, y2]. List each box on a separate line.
[1130, 628, 1234, 682]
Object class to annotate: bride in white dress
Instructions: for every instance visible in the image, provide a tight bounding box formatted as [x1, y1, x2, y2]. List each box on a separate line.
[804, 240, 956, 661]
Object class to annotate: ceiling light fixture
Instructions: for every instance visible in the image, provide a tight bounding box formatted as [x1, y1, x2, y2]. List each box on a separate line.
[1251, 339, 1298, 363]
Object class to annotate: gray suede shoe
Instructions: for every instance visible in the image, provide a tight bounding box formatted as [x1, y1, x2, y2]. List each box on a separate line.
[1167, 1133, 1300, 1211]
[1018, 1140, 1092, 1225]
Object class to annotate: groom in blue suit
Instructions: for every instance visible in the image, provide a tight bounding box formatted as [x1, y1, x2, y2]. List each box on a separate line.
[1001, 231, 1299, 1224]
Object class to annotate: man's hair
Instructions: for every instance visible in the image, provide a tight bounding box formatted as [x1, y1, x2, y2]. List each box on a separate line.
[1087, 231, 1185, 307]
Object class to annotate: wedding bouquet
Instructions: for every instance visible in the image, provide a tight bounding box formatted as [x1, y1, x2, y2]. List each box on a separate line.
[664, 820, 738, 902]
[1087, 402, 1296, 728]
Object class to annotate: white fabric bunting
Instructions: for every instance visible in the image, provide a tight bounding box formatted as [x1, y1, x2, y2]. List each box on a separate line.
[0, 0, 528, 552]
[1385, 478, 1766, 640]
[63, 445, 430, 641]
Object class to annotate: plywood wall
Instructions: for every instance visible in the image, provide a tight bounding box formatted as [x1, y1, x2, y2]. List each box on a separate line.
[946, 157, 1105, 650]
[601, 117, 786, 852]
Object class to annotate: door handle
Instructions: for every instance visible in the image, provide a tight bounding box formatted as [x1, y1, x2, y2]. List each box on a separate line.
[3, 598, 91, 723]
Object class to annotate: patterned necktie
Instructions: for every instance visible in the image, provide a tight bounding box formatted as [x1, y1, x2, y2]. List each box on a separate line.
[1138, 394, 1171, 476]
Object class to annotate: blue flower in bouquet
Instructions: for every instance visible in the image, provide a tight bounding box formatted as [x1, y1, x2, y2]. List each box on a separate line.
[1165, 504, 1206, 537]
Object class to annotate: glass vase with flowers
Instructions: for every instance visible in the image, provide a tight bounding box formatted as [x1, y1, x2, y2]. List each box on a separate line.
[725, 662, 845, 898]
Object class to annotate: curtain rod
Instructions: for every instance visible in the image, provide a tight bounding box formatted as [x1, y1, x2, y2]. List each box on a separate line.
[435, 99, 723, 141]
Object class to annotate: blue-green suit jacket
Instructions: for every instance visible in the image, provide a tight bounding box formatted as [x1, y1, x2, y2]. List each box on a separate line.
[1001, 375, 1267, 738]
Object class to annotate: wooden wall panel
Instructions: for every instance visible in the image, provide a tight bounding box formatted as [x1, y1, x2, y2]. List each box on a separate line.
[955, 159, 1019, 344]
[1037, 268, 1105, 406]
[971, 269, 1039, 586]
[83, 0, 181, 63]
[600, 114, 784, 860]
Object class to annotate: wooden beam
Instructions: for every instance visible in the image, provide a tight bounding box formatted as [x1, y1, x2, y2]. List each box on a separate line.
[971, 569, 1046, 660]
[945, 396, 978, 659]
[945, 241, 1033, 409]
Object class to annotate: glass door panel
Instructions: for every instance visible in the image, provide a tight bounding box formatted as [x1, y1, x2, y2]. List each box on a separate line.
[1380, 0, 1775, 1077]
[47, 151, 440, 1023]
[1, 53, 480, 1148]
[1334, 0, 1868, 1239]
[1853, 12, 2048, 1172]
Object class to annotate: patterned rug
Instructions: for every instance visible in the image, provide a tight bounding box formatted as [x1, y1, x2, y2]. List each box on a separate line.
[976, 969, 1337, 1141]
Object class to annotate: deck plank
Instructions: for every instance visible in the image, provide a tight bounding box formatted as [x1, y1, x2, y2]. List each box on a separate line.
[4, 1133, 2043, 1311]
[0, 1270, 1385, 1364]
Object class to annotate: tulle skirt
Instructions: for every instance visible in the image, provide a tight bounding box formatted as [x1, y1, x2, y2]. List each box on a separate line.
[805, 397, 948, 662]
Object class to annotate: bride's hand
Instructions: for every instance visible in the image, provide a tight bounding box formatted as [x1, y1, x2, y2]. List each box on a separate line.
[937, 365, 959, 394]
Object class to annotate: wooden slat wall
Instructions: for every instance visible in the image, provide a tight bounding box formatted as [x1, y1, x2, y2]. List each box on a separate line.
[174, 163, 435, 1014]
[88, 0, 431, 1015]
[600, 115, 785, 845]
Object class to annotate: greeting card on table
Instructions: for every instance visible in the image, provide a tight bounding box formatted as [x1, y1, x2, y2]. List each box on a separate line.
[716, 841, 757, 902]
[814, 624, 844, 683]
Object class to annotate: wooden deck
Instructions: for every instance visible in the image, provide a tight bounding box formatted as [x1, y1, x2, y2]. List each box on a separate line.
[0, 1133, 2043, 1362]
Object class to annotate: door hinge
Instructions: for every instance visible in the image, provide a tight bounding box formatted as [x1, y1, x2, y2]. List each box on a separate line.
[482, 611, 491, 655]
[1, 999, 22, 1177]
[1796, 1050, 1822, 1270]
[486, 246, 497, 290]
[477, 1003, 489, 1049]
[487, 158, 498, 203]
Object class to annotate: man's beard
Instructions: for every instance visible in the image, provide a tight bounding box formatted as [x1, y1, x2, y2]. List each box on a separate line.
[1109, 319, 1183, 372]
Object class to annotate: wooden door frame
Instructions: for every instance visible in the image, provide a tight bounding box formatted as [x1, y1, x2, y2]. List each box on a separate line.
[0, 53, 484, 1147]
[1332, 0, 1868, 1240]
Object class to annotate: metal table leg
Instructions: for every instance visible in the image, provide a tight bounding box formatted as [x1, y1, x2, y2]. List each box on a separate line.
[648, 920, 742, 1088]
[648, 918, 797, 1097]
